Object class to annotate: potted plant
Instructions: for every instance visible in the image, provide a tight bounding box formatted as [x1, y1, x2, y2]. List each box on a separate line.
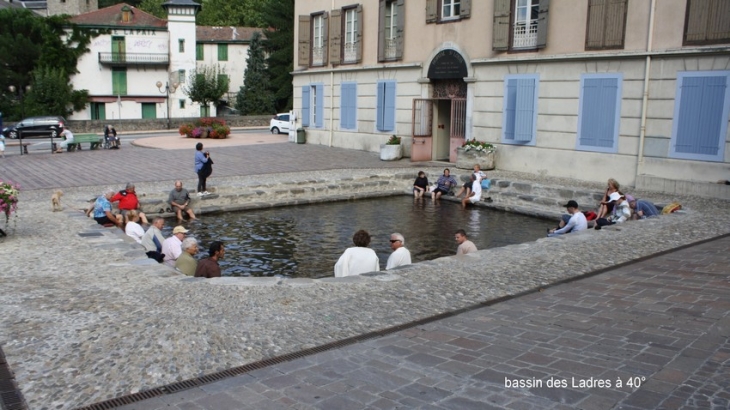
[380, 135, 402, 161]
[0, 180, 20, 236]
[456, 140, 496, 170]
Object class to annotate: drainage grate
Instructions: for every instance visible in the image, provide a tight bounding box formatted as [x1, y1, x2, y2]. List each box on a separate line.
[78, 232, 104, 237]
[75, 388, 163, 410]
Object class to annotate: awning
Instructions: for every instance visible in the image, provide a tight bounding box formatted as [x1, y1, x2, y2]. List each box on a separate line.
[88, 96, 166, 103]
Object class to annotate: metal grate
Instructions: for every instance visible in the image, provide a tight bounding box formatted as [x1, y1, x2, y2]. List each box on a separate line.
[0, 343, 27, 410]
[78, 232, 104, 237]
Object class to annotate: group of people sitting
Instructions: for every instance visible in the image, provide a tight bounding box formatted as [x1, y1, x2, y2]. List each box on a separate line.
[547, 178, 661, 237]
[413, 166, 493, 209]
[53, 125, 120, 153]
[334, 228, 479, 278]
[87, 180, 227, 278]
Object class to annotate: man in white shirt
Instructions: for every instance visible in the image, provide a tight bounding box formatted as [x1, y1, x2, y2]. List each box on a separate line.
[461, 174, 483, 209]
[162, 225, 188, 266]
[386, 232, 411, 269]
[548, 200, 588, 237]
[55, 128, 74, 153]
[334, 230, 379, 277]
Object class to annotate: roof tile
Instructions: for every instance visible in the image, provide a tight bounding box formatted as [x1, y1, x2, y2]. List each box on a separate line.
[68, 3, 167, 29]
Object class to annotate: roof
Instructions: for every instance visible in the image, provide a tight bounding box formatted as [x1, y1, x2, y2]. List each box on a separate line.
[0, 1, 27, 10]
[68, 3, 167, 29]
[196, 26, 264, 43]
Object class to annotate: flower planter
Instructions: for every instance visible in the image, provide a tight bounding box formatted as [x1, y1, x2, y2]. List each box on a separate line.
[456, 147, 495, 170]
[380, 144, 402, 161]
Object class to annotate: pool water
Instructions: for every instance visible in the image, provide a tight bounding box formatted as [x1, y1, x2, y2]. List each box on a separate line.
[164, 196, 553, 278]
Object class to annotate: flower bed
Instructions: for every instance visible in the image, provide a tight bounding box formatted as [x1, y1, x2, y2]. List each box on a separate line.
[0, 180, 20, 229]
[178, 118, 231, 139]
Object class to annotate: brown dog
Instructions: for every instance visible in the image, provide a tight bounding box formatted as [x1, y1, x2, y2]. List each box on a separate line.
[51, 190, 63, 212]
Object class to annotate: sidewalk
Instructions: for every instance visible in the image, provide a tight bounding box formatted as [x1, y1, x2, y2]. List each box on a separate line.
[105, 235, 730, 410]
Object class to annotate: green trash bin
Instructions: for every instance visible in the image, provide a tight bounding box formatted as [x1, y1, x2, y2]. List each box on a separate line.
[296, 128, 306, 144]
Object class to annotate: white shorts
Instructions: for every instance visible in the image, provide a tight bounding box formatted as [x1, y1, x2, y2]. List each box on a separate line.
[468, 196, 480, 203]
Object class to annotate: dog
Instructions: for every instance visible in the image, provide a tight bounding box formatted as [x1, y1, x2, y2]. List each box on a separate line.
[51, 190, 63, 212]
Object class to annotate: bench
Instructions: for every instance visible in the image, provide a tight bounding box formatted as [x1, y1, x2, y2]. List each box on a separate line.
[67, 134, 103, 151]
[4, 141, 31, 154]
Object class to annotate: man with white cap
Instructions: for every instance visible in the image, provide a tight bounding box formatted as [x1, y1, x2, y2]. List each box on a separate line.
[162, 225, 189, 266]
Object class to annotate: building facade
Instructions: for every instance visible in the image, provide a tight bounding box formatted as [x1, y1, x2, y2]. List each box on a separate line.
[293, 0, 730, 196]
[67, 1, 259, 122]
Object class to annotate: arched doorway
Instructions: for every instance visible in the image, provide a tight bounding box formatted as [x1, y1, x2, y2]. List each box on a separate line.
[411, 49, 468, 162]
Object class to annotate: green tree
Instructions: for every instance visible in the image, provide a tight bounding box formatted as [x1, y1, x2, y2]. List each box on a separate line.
[261, 0, 294, 112]
[24, 67, 89, 117]
[138, 0, 166, 19]
[184, 65, 229, 116]
[235, 31, 273, 115]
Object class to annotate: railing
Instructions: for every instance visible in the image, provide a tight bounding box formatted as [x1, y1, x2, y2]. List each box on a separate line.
[312, 46, 325, 66]
[343, 42, 357, 63]
[513, 22, 538, 49]
[385, 38, 397, 60]
[98, 52, 169, 65]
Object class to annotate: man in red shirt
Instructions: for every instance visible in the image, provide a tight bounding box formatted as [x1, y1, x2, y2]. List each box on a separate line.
[111, 183, 148, 224]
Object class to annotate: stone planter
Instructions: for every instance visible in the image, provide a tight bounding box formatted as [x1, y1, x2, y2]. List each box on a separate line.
[455, 147, 495, 170]
[380, 144, 402, 161]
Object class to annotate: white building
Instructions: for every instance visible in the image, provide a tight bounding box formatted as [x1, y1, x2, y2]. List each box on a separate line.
[293, 0, 730, 198]
[67, 1, 261, 122]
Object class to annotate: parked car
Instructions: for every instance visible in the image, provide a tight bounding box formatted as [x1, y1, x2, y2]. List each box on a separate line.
[269, 113, 290, 134]
[3, 116, 66, 139]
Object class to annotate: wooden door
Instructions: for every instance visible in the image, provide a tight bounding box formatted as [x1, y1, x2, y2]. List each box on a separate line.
[449, 98, 466, 162]
[410, 98, 434, 162]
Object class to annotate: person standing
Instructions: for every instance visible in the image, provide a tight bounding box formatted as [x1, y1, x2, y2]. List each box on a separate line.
[195, 241, 225, 278]
[168, 180, 196, 220]
[334, 230, 380, 277]
[548, 200, 587, 236]
[455, 229, 477, 255]
[161, 225, 189, 267]
[176, 237, 199, 276]
[194, 143, 212, 196]
[386, 233, 412, 269]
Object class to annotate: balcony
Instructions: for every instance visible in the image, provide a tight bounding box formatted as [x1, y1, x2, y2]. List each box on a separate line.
[98, 52, 169, 66]
[513, 22, 538, 49]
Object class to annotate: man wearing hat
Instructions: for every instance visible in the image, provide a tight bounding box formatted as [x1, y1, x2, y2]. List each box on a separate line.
[548, 200, 588, 236]
[162, 225, 189, 267]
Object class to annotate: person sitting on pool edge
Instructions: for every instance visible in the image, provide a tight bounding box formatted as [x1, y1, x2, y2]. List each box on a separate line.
[176, 237, 199, 276]
[195, 241, 225, 278]
[386, 233, 411, 269]
[334, 230, 380, 277]
[461, 174, 483, 210]
[431, 168, 458, 201]
[413, 171, 429, 198]
[548, 200, 588, 237]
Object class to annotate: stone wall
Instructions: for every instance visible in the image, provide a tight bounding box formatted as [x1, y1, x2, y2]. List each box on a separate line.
[63, 115, 272, 133]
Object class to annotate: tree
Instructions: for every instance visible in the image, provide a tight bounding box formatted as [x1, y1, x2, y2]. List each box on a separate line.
[137, 0, 273, 27]
[235, 31, 274, 115]
[261, 0, 294, 112]
[138, 0, 166, 19]
[183, 65, 229, 117]
[24, 67, 88, 117]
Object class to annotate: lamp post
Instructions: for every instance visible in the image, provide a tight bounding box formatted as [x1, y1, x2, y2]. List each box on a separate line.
[8, 85, 31, 155]
[156, 81, 179, 130]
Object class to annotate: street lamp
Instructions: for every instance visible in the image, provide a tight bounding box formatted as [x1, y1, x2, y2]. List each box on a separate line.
[8, 85, 31, 155]
[156, 81, 179, 129]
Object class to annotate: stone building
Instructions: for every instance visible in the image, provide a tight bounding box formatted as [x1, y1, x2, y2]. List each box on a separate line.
[67, 1, 261, 122]
[293, 0, 730, 197]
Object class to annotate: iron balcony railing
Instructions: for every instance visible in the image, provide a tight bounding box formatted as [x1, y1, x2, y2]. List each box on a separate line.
[98, 52, 169, 66]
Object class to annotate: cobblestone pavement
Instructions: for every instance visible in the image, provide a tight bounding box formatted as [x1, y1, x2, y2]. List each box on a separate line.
[120, 236, 730, 410]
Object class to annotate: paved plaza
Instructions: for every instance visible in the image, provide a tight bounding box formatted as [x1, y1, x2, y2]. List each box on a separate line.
[0, 131, 728, 410]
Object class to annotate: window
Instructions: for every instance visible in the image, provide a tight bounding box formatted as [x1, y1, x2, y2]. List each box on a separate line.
[493, 0, 549, 51]
[196, 44, 204, 61]
[329, 5, 363, 65]
[426, 0, 471, 23]
[586, 0, 628, 50]
[312, 14, 326, 66]
[684, 0, 730, 45]
[178, 39, 185, 53]
[90, 103, 106, 120]
[344, 8, 358, 62]
[302, 84, 324, 128]
[501, 74, 539, 145]
[141, 103, 157, 119]
[670, 71, 730, 162]
[121, 5, 131, 22]
[178, 69, 185, 83]
[179, 99, 186, 109]
[200, 105, 210, 117]
[112, 68, 127, 96]
[218, 44, 228, 61]
[379, 0, 404, 61]
[340, 82, 357, 130]
[298, 13, 330, 67]
[376, 80, 396, 132]
[576, 74, 622, 153]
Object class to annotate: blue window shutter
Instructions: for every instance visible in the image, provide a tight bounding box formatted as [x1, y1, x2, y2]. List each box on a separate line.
[315, 84, 324, 128]
[578, 76, 620, 152]
[340, 84, 348, 129]
[376, 82, 385, 131]
[675, 76, 725, 156]
[514, 78, 536, 142]
[384, 81, 396, 131]
[301, 86, 311, 127]
[341, 83, 357, 129]
[504, 79, 517, 141]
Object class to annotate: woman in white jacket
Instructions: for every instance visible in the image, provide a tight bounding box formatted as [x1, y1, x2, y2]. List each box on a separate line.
[334, 230, 380, 277]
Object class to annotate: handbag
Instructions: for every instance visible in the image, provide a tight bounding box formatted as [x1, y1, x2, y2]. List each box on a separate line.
[481, 179, 491, 190]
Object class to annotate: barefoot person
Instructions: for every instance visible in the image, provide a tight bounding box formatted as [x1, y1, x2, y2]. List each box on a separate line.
[431, 169, 458, 200]
[461, 174, 483, 209]
[168, 180, 196, 220]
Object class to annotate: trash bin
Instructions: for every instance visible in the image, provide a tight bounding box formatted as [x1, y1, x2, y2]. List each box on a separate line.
[296, 128, 306, 144]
